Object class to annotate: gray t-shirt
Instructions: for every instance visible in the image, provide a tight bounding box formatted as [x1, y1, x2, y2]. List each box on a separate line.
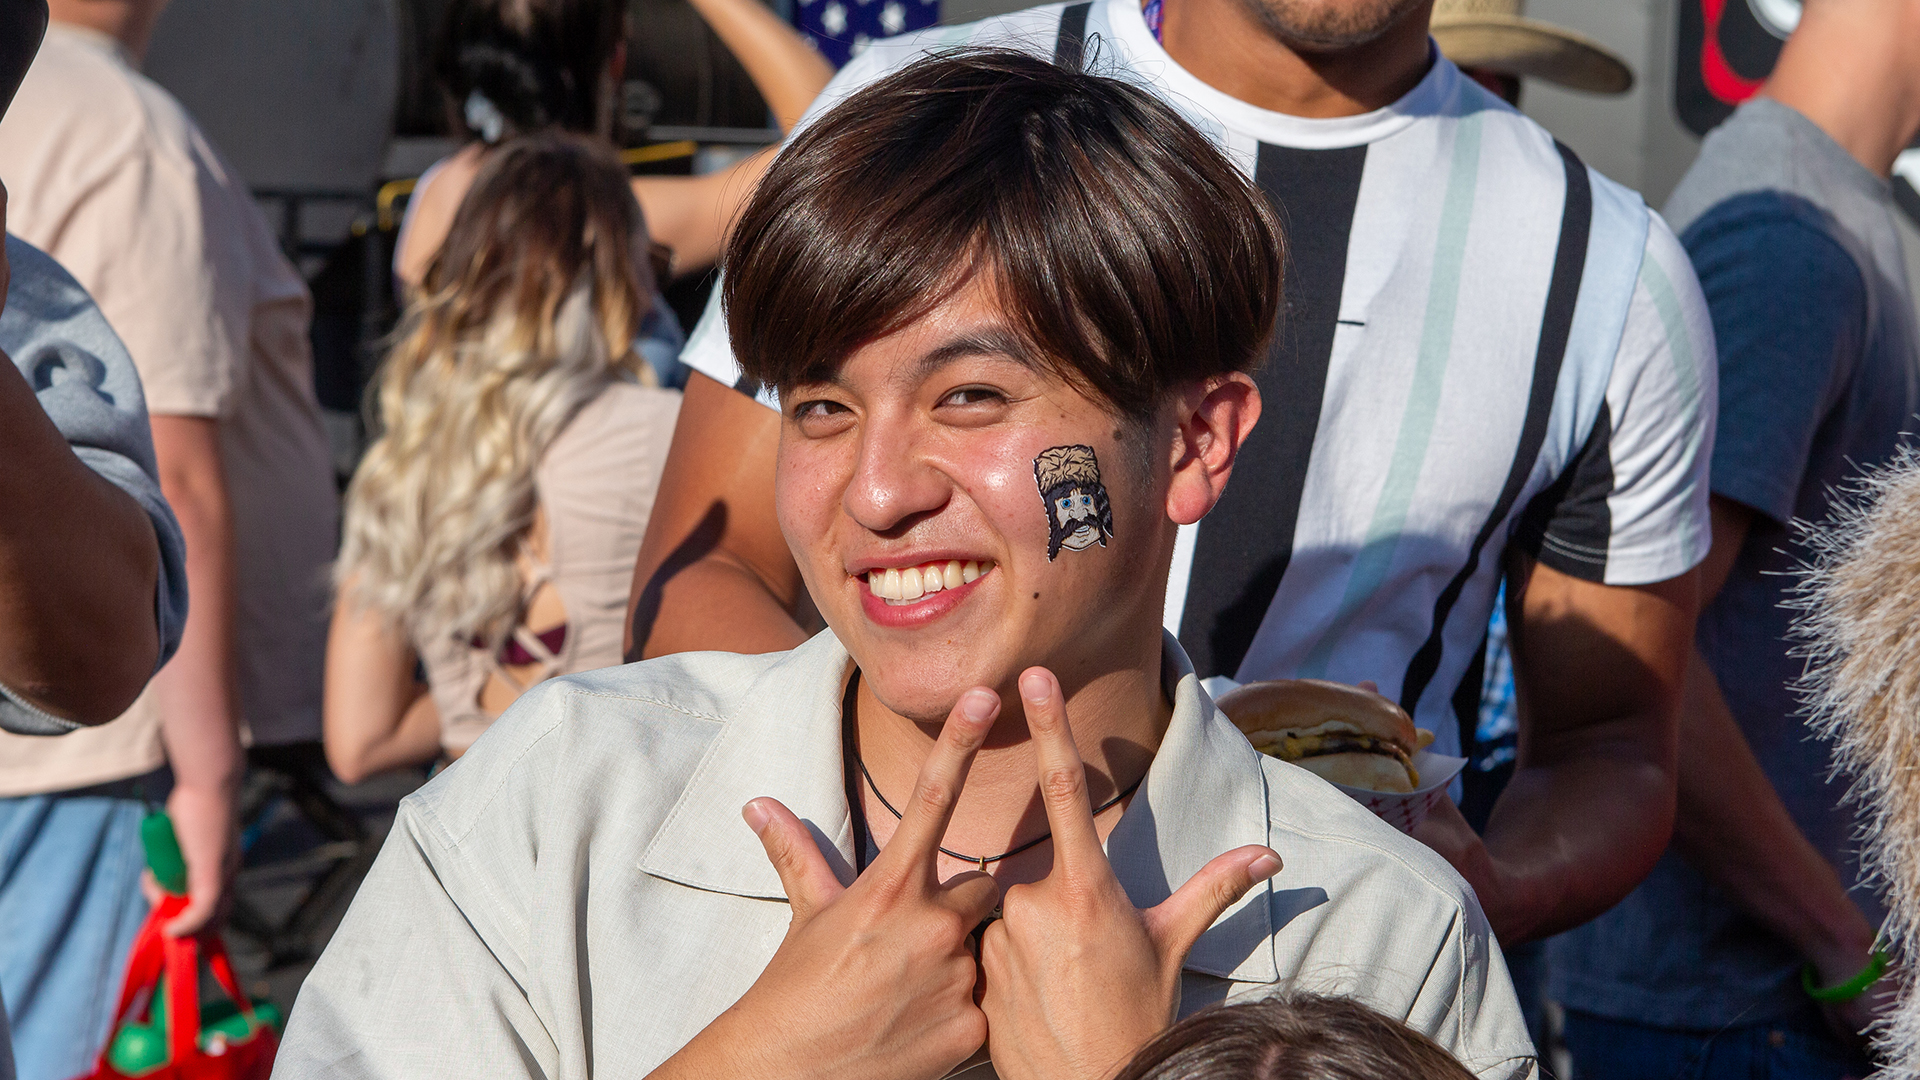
[1551, 99, 1918, 1029]
[0, 235, 188, 735]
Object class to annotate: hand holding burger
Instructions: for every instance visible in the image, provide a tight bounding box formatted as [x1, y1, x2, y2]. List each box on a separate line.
[1216, 680, 1436, 793]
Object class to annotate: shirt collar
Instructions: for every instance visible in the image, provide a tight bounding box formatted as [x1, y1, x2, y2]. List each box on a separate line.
[1100, 0, 1458, 151]
[639, 629, 1280, 985]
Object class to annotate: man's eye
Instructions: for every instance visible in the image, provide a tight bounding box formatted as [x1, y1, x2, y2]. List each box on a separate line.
[791, 399, 849, 421]
[938, 387, 1005, 407]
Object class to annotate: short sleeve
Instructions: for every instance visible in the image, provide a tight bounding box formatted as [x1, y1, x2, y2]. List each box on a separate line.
[44, 127, 252, 418]
[1519, 216, 1717, 585]
[1683, 192, 1868, 526]
[0, 237, 189, 734]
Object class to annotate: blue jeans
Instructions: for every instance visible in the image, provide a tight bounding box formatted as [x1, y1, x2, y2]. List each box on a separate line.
[0, 771, 164, 1080]
[1562, 1008, 1865, 1080]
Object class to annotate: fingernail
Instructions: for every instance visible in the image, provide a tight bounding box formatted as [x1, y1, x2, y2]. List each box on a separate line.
[1020, 670, 1050, 704]
[960, 690, 998, 724]
[742, 800, 771, 834]
[1249, 852, 1281, 880]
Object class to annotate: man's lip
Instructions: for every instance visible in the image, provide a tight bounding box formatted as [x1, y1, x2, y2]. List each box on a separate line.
[846, 551, 993, 576]
[857, 566, 989, 628]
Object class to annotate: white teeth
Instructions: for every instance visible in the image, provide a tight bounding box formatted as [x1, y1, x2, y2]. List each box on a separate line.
[863, 559, 992, 602]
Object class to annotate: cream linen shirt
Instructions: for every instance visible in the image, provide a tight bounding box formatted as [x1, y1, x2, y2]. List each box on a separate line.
[276, 632, 1537, 1079]
[0, 24, 338, 785]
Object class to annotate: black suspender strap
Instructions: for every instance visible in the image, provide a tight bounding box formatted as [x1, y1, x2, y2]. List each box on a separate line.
[1397, 140, 1593, 716]
[1053, 1, 1092, 69]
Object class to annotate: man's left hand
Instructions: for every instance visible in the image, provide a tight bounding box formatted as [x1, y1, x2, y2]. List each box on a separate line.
[978, 667, 1281, 1080]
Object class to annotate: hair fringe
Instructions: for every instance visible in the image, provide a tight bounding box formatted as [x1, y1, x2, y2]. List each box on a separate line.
[1789, 443, 1920, 1075]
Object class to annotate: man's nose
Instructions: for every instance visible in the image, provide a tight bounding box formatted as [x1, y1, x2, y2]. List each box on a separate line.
[843, 418, 948, 534]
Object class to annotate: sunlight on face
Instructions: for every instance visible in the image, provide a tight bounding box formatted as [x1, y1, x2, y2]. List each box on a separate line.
[772, 276, 1171, 723]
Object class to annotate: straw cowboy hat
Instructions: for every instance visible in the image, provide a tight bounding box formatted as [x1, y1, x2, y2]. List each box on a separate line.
[1430, 0, 1635, 95]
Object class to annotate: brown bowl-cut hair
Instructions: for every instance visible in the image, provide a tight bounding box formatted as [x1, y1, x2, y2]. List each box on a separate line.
[1113, 993, 1483, 1080]
[723, 49, 1284, 424]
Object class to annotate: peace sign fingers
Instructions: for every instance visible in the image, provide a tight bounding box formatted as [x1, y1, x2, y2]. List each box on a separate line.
[1016, 667, 1106, 877]
[873, 686, 1002, 889]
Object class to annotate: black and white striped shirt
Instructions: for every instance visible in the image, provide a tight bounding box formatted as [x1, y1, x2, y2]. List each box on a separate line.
[682, 0, 1716, 757]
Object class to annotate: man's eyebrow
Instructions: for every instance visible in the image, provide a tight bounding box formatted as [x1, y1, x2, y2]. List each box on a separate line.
[912, 327, 1038, 381]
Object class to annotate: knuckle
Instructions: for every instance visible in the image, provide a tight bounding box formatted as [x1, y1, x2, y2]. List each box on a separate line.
[1040, 765, 1084, 805]
[913, 778, 955, 816]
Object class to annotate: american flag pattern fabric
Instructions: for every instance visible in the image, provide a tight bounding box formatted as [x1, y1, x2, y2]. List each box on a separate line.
[793, 0, 939, 67]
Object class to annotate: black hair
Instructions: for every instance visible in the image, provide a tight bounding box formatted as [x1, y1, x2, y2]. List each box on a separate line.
[432, 0, 626, 143]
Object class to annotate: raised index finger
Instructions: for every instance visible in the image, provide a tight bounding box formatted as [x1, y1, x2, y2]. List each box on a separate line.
[876, 687, 1001, 880]
[1018, 667, 1104, 873]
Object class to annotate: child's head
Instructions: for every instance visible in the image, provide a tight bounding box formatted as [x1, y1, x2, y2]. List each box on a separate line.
[723, 50, 1282, 720]
[338, 131, 650, 645]
[1113, 994, 1481, 1080]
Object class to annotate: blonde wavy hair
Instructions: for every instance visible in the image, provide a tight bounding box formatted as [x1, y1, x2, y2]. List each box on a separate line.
[337, 131, 655, 648]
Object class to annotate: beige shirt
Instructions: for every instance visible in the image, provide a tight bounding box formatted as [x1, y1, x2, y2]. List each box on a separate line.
[276, 632, 1537, 1079]
[0, 25, 338, 792]
[415, 382, 680, 755]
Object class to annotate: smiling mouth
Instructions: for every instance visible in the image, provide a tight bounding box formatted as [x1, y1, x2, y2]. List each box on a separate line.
[861, 559, 994, 606]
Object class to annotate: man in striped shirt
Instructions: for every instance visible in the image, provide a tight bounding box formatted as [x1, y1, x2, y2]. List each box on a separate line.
[626, 0, 1714, 947]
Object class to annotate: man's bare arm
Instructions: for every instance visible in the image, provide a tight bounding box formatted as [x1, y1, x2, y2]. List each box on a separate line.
[1416, 558, 1696, 943]
[147, 414, 244, 937]
[625, 371, 813, 660]
[0, 350, 160, 723]
[1671, 496, 1885, 1036]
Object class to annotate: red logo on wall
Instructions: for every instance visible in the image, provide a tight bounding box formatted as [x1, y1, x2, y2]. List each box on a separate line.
[1675, 0, 1920, 225]
[1675, 0, 1789, 135]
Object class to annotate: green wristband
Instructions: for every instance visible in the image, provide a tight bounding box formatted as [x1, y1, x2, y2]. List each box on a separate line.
[1802, 950, 1889, 1003]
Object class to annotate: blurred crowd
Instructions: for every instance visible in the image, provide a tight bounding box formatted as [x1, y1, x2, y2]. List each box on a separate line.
[3, 0, 1920, 1078]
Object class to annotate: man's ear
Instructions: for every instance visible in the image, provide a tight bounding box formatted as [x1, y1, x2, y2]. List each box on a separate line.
[1165, 373, 1261, 527]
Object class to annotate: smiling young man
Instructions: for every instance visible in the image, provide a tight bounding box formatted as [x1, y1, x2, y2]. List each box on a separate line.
[631, 0, 1714, 952]
[277, 52, 1534, 1080]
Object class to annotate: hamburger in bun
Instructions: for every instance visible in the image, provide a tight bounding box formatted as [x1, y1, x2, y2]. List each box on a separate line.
[1215, 679, 1436, 793]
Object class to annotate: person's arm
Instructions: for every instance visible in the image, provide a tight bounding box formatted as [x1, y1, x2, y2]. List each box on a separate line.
[323, 583, 441, 785]
[1672, 497, 1886, 1035]
[146, 414, 244, 938]
[1415, 560, 1697, 943]
[685, 0, 833, 132]
[631, 0, 830, 275]
[632, 151, 776, 276]
[0, 350, 160, 725]
[625, 370, 813, 659]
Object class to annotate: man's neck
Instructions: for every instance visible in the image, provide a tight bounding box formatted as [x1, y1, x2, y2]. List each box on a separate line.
[1159, 0, 1434, 117]
[852, 650, 1171, 883]
[1761, 0, 1920, 178]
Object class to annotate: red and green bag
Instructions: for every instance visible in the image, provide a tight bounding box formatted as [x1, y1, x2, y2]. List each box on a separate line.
[74, 812, 282, 1080]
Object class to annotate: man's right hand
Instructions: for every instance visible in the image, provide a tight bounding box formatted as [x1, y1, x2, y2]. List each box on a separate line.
[647, 688, 1002, 1080]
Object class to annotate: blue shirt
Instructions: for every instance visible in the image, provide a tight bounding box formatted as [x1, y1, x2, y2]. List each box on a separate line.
[0, 236, 188, 735]
[1551, 99, 1919, 1029]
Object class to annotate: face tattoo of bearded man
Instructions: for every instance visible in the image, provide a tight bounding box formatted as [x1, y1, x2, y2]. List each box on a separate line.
[1035, 444, 1115, 561]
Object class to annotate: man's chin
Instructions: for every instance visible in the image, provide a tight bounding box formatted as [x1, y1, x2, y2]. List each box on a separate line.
[868, 680, 998, 729]
[1243, 0, 1424, 51]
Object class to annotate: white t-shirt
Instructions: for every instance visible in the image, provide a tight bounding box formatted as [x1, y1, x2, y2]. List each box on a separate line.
[682, 0, 1716, 757]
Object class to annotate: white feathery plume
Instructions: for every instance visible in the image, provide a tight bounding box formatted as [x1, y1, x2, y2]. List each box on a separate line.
[1792, 444, 1920, 1076]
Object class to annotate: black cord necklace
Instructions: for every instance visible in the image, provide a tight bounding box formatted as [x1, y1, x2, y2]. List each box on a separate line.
[855, 747, 1144, 872]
